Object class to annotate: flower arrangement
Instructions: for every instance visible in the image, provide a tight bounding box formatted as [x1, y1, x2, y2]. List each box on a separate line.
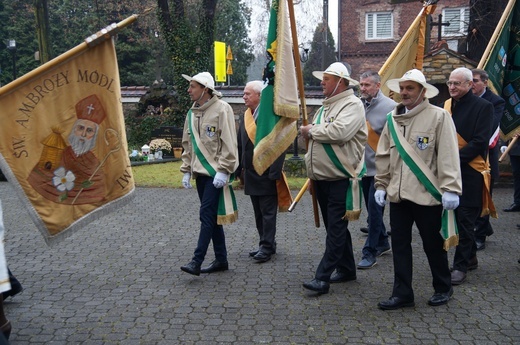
[129, 149, 147, 162]
[149, 139, 172, 153]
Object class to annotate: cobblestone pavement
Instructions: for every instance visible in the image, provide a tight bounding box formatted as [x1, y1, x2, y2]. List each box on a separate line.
[1, 181, 519, 344]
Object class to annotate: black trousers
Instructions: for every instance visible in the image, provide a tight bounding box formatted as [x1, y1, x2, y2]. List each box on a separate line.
[313, 179, 356, 281]
[250, 194, 278, 255]
[453, 206, 480, 272]
[389, 201, 451, 301]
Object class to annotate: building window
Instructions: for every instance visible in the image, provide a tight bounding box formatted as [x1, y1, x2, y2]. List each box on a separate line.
[366, 12, 393, 40]
[442, 7, 470, 37]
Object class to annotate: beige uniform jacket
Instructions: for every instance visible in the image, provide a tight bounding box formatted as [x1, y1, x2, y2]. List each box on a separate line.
[180, 95, 238, 177]
[374, 99, 462, 206]
[304, 89, 367, 181]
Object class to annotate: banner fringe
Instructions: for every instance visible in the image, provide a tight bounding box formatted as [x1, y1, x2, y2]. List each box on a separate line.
[443, 234, 459, 251]
[343, 209, 361, 221]
[217, 211, 238, 225]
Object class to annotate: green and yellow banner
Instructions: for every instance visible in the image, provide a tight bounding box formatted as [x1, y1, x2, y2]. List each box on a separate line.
[478, 0, 520, 140]
[253, 0, 299, 175]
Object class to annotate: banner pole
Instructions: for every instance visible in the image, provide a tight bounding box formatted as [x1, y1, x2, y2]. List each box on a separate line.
[286, 0, 320, 227]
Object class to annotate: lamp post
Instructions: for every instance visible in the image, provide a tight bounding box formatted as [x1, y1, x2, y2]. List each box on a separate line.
[7, 39, 16, 81]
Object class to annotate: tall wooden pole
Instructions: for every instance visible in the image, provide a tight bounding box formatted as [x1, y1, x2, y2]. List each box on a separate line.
[286, 0, 320, 227]
[34, 0, 53, 64]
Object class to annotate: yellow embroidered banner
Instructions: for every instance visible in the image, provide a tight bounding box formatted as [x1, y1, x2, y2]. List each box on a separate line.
[379, 2, 437, 100]
[0, 37, 135, 245]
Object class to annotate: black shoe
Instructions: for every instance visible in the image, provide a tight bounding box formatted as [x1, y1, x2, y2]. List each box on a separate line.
[475, 240, 486, 251]
[200, 260, 229, 273]
[503, 203, 520, 212]
[376, 246, 392, 257]
[0, 320, 11, 340]
[181, 260, 201, 276]
[2, 281, 23, 300]
[451, 270, 466, 285]
[302, 278, 330, 294]
[360, 227, 369, 234]
[517, 224, 520, 229]
[253, 251, 271, 263]
[428, 287, 453, 306]
[330, 271, 356, 283]
[250, 247, 276, 257]
[378, 296, 415, 310]
[467, 256, 478, 271]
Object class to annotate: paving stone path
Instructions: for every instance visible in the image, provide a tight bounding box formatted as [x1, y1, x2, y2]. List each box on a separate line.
[1, 182, 519, 344]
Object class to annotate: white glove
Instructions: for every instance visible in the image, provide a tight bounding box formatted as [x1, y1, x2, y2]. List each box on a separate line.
[374, 190, 386, 207]
[213, 172, 228, 189]
[442, 191, 459, 210]
[500, 145, 508, 154]
[182, 173, 192, 189]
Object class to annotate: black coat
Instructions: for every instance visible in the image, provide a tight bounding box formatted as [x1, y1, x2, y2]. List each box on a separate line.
[450, 91, 494, 207]
[482, 88, 505, 133]
[237, 115, 285, 196]
[482, 88, 505, 180]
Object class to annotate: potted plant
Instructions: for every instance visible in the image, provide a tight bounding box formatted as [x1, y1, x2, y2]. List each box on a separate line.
[149, 139, 172, 160]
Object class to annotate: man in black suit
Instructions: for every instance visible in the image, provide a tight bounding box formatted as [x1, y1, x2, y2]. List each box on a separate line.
[471, 69, 506, 250]
[237, 80, 287, 263]
[446, 67, 494, 285]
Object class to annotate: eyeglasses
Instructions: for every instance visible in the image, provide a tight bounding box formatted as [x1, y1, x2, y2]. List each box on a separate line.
[446, 81, 469, 87]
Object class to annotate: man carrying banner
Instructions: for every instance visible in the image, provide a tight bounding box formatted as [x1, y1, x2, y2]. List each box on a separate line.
[471, 69, 505, 250]
[179, 72, 238, 276]
[357, 70, 396, 269]
[238, 80, 291, 263]
[445, 67, 494, 285]
[375, 69, 461, 310]
[299, 62, 367, 295]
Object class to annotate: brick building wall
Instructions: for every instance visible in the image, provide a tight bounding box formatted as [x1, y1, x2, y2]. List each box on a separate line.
[339, 0, 469, 77]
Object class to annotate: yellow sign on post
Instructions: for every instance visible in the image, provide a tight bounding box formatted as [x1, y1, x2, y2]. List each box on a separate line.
[227, 60, 233, 75]
[226, 46, 233, 60]
[214, 41, 226, 83]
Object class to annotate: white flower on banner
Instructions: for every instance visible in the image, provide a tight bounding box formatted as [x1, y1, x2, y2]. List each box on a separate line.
[53, 167, 76, 192]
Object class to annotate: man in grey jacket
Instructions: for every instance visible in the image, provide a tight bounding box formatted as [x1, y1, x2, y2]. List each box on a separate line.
[357, 71, 396, 269]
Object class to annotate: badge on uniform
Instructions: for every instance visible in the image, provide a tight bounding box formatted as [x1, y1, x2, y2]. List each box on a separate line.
[417, 136, 429, 150]
[206, 126, 216, 137]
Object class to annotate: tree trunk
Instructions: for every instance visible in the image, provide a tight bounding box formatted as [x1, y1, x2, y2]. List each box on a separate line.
[34, 0, 52, 63]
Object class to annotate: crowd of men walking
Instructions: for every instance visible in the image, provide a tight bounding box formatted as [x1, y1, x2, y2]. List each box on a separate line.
[176, 62, 517, 311]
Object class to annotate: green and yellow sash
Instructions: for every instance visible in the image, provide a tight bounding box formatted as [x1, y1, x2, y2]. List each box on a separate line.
[387, 113, 458, 251]
[244, 108, 293, 212]
[315, 107, 366, 221]
[188, 110, 238, 225]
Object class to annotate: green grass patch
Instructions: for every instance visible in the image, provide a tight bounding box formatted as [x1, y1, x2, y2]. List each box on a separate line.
[132, 160, 308, 190]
